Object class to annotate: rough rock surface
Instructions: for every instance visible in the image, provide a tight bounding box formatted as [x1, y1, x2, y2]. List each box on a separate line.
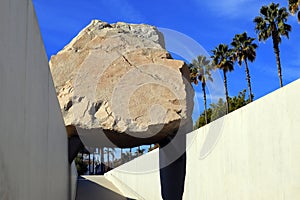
[50, 20, 193, 148]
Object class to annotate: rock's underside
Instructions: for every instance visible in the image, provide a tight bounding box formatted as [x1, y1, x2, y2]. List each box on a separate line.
[50, 20, 193, 148]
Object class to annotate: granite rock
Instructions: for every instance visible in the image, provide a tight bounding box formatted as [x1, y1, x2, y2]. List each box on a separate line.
[50, 20, 193, 148]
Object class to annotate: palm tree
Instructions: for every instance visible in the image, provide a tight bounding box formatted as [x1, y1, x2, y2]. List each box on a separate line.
[104, 148, 115, 169]
[211, 44, 234, 113]
[254, 3, 292, 87]
[137, 146, 141, 156]
[120, 148, 123, 164]
[288, 0, 300, 22]
[189, 55, 213, 124]
[121, 151, 132, 162]
[110, 148, 116, 168]
[100, 147, 105, 173]
[135, 146, 145, 156]
[231, 32, 258, 102]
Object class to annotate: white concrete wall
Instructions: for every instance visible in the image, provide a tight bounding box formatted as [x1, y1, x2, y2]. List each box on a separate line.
[0, 0, 72, 199]
[105, 149, 161, 199]
[106, 78, 300, 200]
[71, 161, 78, 200]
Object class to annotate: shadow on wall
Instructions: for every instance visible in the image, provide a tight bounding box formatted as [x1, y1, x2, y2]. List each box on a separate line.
[158, 71, 193, 200]
[159, 124, 189, 200]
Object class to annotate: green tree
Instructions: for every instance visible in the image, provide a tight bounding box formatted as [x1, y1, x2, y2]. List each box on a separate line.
[254, 3, 292, 87]
[210, 98, 227, 121]
[135, 147, 145, 156]
[121, 151, 132, 163]
[228, 89, 249, 111]
[189, 55, 213, 124]
[288, 0, 300, 22]
[194, 90, 250, 129]
[193, 108, 213, 129]
[148, 143, 160, 152]
[75, 155, 88, 175]
[211, 44, 234, 113]
[231, 32, 258, 102]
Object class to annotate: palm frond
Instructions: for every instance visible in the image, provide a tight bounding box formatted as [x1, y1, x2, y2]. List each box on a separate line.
[254, 2, 291, 42]
[189, 55, 213, 86]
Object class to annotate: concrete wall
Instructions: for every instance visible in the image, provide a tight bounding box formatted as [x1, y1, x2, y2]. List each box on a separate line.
[106, 78, 300, 200]
[105, 149, 161, 199]
[71, 162, 78, 200]
[0, 0, 72, 199]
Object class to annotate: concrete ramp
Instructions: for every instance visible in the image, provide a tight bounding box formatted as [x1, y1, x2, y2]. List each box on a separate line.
[76, 176, 138, 200]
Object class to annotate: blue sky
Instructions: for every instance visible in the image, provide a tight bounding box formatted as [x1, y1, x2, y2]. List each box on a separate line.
[32, 0, 300, 121]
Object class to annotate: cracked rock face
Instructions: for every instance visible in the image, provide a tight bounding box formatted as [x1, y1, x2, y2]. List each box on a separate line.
[50, 20, 193, 148]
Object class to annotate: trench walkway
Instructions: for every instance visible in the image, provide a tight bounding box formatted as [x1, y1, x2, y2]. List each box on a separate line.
[75, 176, 136, 200]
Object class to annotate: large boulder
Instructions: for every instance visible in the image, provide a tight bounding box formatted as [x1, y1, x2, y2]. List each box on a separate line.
[50, 20, 193, 148]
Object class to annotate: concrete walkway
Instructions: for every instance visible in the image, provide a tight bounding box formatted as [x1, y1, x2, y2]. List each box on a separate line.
[76, 176, 135, 200]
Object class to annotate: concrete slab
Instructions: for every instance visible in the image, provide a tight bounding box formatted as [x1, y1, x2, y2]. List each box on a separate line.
[76, 176, 136, 200]
[81, 175, 124, 196]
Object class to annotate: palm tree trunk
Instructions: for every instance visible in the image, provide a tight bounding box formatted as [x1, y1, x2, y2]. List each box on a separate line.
[244, 59, 253, 102]
[223, 69, 229, 113]
[92, 153, 95, 175]
[88, 153, 91, 175]
[107, 148, 110, 168]
[272, 32, 283, 87]
[100, 147, 104, 173]
[202, 82, 208, 124]
[120, 148, 123, 164]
